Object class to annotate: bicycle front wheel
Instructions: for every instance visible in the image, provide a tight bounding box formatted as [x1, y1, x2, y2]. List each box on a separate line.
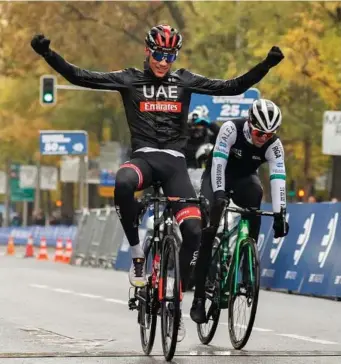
[139, 235, 157, 355]
[160, 235, 181, 362]
[228, 237, 260, 350]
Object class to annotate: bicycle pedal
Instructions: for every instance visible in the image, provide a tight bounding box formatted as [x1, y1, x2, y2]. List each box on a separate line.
[128, 297, 138, 310]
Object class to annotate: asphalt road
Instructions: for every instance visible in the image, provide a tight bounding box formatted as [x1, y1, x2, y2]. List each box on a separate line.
[0, 247, 341, 363]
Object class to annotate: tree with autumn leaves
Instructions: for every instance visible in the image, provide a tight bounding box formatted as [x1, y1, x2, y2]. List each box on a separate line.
[0, 1, 340, 203]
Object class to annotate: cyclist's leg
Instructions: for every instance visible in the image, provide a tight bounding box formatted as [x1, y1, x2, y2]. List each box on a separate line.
[230, 174, 263, 242]
[157, 154, 201, 342]
[190, 169, 217, 323]
[114, 157, 153, 287]
[160, 157, 202, 293]
[193, 168, 216, 297]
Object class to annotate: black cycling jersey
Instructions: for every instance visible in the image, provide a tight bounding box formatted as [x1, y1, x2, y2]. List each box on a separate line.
[43, 50, 272, 153]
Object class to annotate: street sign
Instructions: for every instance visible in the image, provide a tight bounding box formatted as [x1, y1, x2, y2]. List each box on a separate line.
[10, 164, 35, 202]
[100, 169, 115, 187]
[322, 111, 341, 156]
[189, 88, 260, 122]
[39, 130, 88, 156]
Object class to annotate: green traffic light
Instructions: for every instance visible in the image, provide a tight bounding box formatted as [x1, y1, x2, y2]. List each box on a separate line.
[43, 93, 53, 103]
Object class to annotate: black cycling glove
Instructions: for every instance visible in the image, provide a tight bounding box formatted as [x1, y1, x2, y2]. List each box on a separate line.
[264, 46, 284, 68]
[273, 209, 289, 238]
[31, 34, 51, 57]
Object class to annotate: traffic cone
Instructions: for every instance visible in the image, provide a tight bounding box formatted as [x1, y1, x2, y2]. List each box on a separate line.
[6, 235, 15, 256]
[24, 235, 35, 258]
[37, 237, 49, 260]
[63, 238, 73, 264]
[54, 238, 64, 263]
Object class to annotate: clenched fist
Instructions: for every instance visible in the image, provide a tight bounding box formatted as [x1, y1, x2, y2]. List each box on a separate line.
[31, 34, 51, 56]
[265, 46, 284, 68]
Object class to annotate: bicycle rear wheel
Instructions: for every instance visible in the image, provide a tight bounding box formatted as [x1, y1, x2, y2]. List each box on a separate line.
[139, 236, 157, 355]
[160, 235, 181, 362]
[228, 237, 260, 350]
[197, 236, 221, 345]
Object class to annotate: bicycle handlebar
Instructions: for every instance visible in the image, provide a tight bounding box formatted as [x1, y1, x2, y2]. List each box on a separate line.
[138, 192, 284, 219]
[139, 194, 206, 206]
[225, 206, 276, 217]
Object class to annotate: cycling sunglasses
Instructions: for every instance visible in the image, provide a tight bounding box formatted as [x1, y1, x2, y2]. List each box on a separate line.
[249, 123, 276, 139]
[149, 48, 178, 63]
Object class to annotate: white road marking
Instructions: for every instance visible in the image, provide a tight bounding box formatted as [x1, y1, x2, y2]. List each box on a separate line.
[104, 297, 128, 305]
[276, 333, 338, 345]
[30, 284, 49, 289]
[29, 283, 340, 346]
[220, 322, 274, 332]
[53, 288, 73, 294]
[77, 293, 103, 299]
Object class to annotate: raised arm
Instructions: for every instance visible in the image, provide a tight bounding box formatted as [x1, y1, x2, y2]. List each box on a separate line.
[31, 34, 127, 91]
[183, 46, 284, 96]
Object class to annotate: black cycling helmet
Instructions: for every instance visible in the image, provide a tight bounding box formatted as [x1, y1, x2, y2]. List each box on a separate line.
[145, 24, 183, 52]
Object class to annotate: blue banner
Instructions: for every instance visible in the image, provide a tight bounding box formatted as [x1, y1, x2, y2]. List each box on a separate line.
[39, 130, 88, 155]
[0, 225, 77, 247]
[259, 202, 341, 298]
[189, 88, 260, 122]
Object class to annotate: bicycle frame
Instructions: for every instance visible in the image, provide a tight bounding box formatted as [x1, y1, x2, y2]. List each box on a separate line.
[138, 184, 206, 294]
[210, 204, 280, 302]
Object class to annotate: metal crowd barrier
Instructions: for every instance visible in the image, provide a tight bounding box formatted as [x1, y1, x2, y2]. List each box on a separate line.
[70, 207, 124, 269]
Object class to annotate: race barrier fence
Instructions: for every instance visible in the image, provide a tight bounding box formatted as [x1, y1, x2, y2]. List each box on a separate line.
[1, 202, 341, 299]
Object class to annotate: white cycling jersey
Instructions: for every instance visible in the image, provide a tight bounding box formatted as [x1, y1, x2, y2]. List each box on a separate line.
[211, 119, 286, 212]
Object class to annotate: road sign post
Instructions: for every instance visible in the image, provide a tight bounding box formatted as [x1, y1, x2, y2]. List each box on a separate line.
[39, 130, 89, 210]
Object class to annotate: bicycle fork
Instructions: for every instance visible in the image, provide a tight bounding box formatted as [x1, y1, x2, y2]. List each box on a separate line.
[233, 219, 254, 295]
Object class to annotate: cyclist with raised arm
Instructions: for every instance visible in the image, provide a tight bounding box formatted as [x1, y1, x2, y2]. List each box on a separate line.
[190, 99, 289, 324]
[31, 25, 284, 340]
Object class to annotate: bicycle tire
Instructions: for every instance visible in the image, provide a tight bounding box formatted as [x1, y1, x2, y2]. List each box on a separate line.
[139, 236, 157, 355]
[160, 235, 181, 362]
[228, 237, 260, 350]
[197, 236, 221, 345]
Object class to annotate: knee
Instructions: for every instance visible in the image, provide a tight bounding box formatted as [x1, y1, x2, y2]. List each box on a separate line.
[180, 217, 202, 245]
[115, 166, 139, 198]
[250, 183, 263, 207]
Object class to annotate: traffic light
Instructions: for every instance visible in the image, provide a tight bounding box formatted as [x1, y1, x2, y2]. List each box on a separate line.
[298, 189, 305, 198]
[298, 188, 305, 202]
[40, 75, 57, 105]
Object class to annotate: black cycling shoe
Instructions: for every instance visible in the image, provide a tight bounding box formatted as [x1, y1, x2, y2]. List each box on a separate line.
[190, 298, 206, 324]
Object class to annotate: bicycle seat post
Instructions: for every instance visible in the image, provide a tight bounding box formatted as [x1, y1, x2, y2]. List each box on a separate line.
[152, 181, 162, 231]
[153, 181, 162, 197]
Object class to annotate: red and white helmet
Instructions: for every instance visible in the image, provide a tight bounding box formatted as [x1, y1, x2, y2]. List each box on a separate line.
[145, 24, 183, 52]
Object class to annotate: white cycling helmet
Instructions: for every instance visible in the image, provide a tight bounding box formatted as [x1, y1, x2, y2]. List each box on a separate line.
[249, 99, 282, 133]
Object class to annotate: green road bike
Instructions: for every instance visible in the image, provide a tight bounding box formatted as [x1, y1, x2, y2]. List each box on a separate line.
[197, 201, 284, 349]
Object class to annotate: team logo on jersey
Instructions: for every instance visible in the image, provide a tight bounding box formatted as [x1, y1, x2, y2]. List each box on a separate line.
[140, 101, 182, 112]
[252, 155, 261, 160]
[141, 85, 181, 113]
[272, 145, 282, 159]
[216, 164, 223, 188]
[143, 85, 178, 99]
[231, 148, 242, 158]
